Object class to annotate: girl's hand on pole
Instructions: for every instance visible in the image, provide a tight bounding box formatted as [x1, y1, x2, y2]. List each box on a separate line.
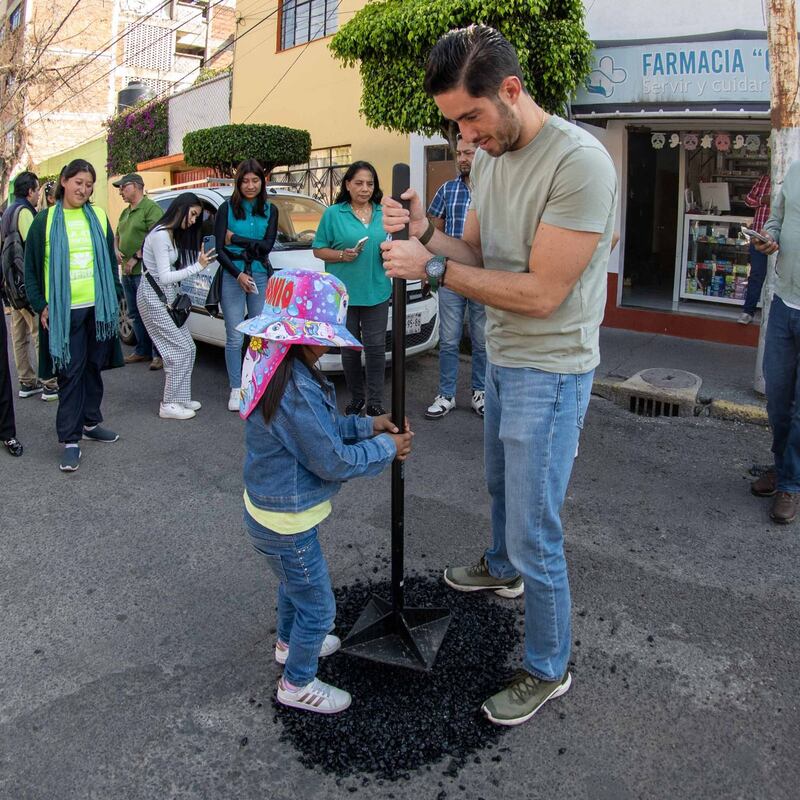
[373, 414, 411, 434]
[390, 431, 414, 461]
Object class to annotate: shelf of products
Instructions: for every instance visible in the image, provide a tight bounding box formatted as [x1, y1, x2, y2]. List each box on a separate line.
[713, 151, 770, 210]
[681, 214, 754, 305]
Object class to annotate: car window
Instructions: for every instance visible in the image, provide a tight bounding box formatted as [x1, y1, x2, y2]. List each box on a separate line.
[270, 196, 324, 248]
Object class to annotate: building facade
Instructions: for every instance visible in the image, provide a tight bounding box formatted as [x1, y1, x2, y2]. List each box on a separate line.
[0, 0, 235, 191]
[230, 0, 407, 204]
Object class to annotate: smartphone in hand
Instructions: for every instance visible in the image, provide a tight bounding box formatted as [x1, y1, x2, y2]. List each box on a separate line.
[741, 227, 769, 243]
[202, 234, 217, 255]
[354, 235, 369, 254]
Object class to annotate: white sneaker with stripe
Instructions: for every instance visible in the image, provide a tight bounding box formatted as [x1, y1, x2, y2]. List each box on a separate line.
[276, 677, 351, 714]
[274, 634, 341, 665]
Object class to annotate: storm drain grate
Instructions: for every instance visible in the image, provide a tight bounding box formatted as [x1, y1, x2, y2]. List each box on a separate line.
[612, 368, 702, 419]
[628, 395, 681, 417]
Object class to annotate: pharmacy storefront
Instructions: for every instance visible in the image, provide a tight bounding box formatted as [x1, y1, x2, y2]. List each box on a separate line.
[573, 33, 772, 344]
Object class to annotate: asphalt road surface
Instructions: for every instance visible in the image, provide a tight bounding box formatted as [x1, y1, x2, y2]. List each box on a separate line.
[1, 338, 797, 800]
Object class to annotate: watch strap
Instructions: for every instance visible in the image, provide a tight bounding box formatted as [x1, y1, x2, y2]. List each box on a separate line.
[418, 220, 435, 246]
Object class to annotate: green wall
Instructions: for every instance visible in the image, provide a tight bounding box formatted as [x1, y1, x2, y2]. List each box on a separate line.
[35, 136, 108, 210]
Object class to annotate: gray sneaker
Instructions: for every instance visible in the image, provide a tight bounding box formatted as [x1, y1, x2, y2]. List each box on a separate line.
[482, 669, 571, 726]
[443, 556, 524, 598]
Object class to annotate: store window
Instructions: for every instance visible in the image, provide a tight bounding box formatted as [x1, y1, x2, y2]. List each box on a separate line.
[621, 126, 770, 317]
[279, 0, 338, 51]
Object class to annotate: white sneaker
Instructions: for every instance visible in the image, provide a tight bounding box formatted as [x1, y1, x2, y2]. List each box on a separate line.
[274, 634, 341, 665]
[181, 400, 202, 411]
[159, 402, 195, 420]
[738, 312, 754, 325]
[425, 394, 456, 419]
[277, 676, 351, 714]
[471, 390, 485, 418]
[228, 388, 241, 411]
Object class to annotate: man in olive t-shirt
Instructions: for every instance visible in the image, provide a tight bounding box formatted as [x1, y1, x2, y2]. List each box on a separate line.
[114, 173, 163, 369]
[381, 26, 617, 727]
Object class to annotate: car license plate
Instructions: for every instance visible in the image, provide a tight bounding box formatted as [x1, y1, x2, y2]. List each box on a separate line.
[406, 312, 422, 335]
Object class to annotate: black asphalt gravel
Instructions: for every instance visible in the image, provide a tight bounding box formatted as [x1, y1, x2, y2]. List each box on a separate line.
[272, 574, 520, 783]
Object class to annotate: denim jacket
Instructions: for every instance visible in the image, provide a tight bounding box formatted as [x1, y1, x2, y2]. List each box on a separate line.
[244, 359, 397, 512]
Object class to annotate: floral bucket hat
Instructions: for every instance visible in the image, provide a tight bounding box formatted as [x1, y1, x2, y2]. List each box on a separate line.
[236, 268, 362, 418]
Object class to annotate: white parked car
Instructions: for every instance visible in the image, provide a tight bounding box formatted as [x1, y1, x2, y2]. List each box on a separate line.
[118, 181, 439, 372]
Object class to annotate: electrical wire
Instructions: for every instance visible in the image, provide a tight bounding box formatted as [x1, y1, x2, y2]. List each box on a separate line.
[0, 0, 175, 117]
[243, 0, 343, 122]
[36, 4, 281, 159]
[14, 0, 230, 130]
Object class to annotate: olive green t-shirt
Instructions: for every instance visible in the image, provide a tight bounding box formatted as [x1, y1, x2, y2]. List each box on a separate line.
[117, 195, 163, 275]
[470, 115, 617, 374]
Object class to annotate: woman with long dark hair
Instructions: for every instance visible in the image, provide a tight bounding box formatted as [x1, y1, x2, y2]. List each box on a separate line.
[312, 161, 391, 415]
[215, 158, 278, 411]
[138, 192, 215, 420]
[24, 159, 124, 472]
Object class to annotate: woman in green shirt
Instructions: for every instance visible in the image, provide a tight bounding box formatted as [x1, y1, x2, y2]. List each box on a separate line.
[24, 159, 124, 473]
[313, 161, 391, 415]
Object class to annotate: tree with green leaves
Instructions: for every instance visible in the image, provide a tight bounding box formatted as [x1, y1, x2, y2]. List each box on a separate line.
[183, 124, 311, 177]
[330, 0, 592, 146]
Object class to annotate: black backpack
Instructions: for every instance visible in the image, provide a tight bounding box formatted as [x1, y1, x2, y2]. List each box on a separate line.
[0, 204, 29, 310]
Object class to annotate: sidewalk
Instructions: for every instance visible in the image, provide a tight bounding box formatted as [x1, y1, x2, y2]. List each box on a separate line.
[597, 327, 767, 422]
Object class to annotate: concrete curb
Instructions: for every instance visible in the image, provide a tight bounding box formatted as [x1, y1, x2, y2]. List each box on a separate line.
[591, 377, 769, 426]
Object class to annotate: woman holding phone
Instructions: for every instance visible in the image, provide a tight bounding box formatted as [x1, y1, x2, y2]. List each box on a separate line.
[313, 161, 391, 415]
[138, 192, 215, 420]
[215, 159, 278, 411]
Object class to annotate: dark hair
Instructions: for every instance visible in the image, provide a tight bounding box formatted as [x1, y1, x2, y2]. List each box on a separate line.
[260, 345, 326, 424]
[14, 171, 38, 199]
[423, 25, 527, 99]
[155, 192, 204, 266]
[54, 160, 97, 202]
[44, 180, 55, 197]
[333, 161, 383, 205]
[230, 158, 269, 220]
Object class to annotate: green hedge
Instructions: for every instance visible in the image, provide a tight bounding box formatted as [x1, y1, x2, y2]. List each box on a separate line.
[106, 99, 169, 175]
[183, 124, 312, 177]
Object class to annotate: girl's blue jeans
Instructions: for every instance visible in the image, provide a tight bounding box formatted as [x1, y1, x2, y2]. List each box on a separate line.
[483, 362, 593, 682]
[246, 516, 336, 687]
[220, 270, 268, 388]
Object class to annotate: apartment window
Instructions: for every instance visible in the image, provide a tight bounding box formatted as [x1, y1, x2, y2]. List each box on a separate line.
[9, 4, 23, 31]
[280, 0, 337, 51]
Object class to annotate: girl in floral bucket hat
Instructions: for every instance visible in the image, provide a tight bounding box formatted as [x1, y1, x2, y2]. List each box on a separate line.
[238, 268, 413, 714]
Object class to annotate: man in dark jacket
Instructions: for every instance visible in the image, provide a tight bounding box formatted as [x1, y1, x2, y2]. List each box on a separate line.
[2, 172, 59, 401]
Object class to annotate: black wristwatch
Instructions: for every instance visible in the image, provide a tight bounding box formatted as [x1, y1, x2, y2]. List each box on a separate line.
[425, 256, 447, 292]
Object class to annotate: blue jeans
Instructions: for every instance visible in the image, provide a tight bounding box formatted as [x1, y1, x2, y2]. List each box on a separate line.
[122, 274, 158, 359]
[764, 295, 800, 492]
[744, 244, 767, 315]
[483, 362, 593, 681]
[246, 518, 336, 687]
[437, 287, 486, 396]
[220, 270, 268, 388]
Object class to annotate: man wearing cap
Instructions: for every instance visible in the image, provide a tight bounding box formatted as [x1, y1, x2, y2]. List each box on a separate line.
[114, 173, 163, 369]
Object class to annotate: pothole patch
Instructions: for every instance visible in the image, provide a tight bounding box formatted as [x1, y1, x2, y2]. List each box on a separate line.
[269, 574, 522, 782]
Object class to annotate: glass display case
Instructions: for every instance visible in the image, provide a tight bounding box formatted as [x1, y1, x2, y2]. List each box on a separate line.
[681, 214, 755, 306]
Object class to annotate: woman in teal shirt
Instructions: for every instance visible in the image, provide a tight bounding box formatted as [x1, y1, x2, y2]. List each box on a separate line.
[215, 159, 278, 411]
[313, 161, 391, 415]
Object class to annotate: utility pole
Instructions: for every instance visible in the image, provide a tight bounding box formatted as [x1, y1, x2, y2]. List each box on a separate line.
[755, 0, 800, 393]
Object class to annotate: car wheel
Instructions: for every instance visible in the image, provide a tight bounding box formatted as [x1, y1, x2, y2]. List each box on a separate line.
[118, 295, 136, 345]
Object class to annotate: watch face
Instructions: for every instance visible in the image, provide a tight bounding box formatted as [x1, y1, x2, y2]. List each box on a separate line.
[426, 257, 445, 279]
